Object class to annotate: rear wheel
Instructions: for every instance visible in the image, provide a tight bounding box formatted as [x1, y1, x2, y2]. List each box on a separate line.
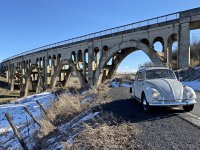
[142, 94, 151, 113]
[183, 105, 194, 112]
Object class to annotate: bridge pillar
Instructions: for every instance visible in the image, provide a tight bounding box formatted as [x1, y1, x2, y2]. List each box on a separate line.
[64, 68, 72, 87]
[164, 38, 171, 65]
[43, 57, 48, 90]
[88, 48, 94, 86]
[8, 66, 15, 92]
[50, 64, 62, 89]
[178, 22, 190, 68]
[83, 52, 86, 76]
[36, 68, 42, 93]
[68, 59, 88, 87]
[24, 66, 33, 97]
[5, 71, 9, 82]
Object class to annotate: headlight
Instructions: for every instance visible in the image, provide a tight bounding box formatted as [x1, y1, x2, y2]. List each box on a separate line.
[185, 90, 193, 99]
[184, 86, 195, 99]
[152, 90, 160, 99]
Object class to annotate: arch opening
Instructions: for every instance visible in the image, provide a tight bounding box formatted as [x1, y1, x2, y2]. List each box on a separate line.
[102, 45, 109, 56]
[77, 50, 83, 69]
[97, 46, 153, 85]
[141, 38, 150, 46]
[71, 51, 76, 62]
[153, 37, 164, 58]
[94, 47, 100, 69]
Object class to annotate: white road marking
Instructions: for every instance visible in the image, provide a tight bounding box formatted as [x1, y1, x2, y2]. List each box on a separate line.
[179, 112, 200, 128]
[186, 112, 200, 120]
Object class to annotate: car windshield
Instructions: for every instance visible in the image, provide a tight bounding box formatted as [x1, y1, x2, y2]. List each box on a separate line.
[146, 69, 176, 80]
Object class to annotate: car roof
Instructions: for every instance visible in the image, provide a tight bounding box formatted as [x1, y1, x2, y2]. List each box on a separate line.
[138, 67, 172, 72]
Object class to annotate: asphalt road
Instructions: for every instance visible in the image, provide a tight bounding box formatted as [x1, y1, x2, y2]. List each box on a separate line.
[104, 87, 200, 149]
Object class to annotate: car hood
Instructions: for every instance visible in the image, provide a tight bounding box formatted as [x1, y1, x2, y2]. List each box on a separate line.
[146, 79, 183, 100]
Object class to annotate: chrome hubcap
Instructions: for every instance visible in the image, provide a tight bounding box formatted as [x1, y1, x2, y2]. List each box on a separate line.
[143, 98, 147, 111]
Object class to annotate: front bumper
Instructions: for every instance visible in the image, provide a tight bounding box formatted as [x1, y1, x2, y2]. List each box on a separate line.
[149, 99, 197, 106]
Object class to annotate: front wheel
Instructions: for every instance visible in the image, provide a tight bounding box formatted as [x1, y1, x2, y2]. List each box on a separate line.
[142, 95, 151, 113]
[183, 105, 194, 112]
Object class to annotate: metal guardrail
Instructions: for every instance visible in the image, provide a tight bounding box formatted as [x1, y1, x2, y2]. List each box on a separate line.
[2, 12, 179, 62]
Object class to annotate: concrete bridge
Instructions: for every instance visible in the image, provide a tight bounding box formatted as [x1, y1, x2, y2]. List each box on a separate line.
[1, 7, 200, 96]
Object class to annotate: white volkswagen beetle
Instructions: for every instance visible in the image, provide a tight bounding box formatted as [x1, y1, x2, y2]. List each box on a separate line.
[130, 66, 197, 113]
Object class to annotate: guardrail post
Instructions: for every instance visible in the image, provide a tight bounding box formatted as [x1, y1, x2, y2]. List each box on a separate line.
[5, 113, 29, 150]
[23, 106, 41, 127]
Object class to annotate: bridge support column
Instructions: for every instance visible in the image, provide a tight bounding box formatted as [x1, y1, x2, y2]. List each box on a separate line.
[88, 48, 94, 86]
[9, 67, 15, 92]
[83, 53, 86, 76]
[36, 69, 42, 94]
[24, 75, 30, 97]
[24, 67, 33, 97]
[43, 57, 48, 90]
[64, 68, 72, 87]
[6, 71, 9, 82]
[68, 59, 88, 87]
[165, 39, 172, 65]
[179, 22, 190, 68]
[19, 66, 24, 97]
[50, 64, 62, 89]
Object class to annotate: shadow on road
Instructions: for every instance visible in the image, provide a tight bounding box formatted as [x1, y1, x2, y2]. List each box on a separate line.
[99, 98, 185, 123]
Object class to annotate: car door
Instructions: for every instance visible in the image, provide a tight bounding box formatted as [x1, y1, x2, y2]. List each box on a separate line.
[134, 72, 143, 99]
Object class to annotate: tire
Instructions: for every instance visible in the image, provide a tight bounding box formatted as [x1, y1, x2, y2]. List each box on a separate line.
[183, 105, 194, 112]
[130, 87, 132, 93]
[142, 94, 151, 113]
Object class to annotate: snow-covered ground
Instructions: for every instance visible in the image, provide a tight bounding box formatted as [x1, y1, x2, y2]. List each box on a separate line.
[111, 82, 131, 88]
[0, 91, 100, 149]
[182, 81, 200, 91]
[0, 92, 55, 149]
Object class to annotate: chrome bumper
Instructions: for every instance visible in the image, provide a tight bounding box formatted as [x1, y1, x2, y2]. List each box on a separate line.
[149, 99, 197, 106]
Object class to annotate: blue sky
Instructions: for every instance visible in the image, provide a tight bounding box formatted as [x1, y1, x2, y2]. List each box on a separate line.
[0, 0, 200, 72]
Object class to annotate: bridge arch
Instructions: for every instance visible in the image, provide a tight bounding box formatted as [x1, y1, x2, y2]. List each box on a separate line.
[94, 40, 164, 86]
[102, 45, 109, 56]
[153, 36, 164, 52]
[71, 51, 76, 62]
[141, 38, 150, 46]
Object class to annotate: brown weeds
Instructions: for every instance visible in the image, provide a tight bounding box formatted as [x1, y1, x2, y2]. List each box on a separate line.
[68, 122, 138, 150]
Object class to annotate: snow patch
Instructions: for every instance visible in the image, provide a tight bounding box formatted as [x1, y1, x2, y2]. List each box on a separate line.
[0, 92, 55, 149]
[111, 82, 131, 88]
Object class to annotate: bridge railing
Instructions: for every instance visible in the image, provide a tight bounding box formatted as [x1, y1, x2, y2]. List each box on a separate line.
[2, 12, 179, 62]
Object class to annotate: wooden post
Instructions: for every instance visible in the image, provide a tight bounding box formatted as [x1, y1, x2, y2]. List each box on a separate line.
[5, 113, 29, 150]
[23, 106, 41, 127]
[36, 100, 48, 116]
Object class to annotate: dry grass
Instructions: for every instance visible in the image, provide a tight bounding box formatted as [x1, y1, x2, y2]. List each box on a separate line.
[37, 119, 56, 138]
[35, 93, 83, 147]
[0, 76, 20, 104]
[0, 98, 18, 105]
[47, 94, 82, 126]
[67, 122, 138, 150]
[35, 83, 139, 150]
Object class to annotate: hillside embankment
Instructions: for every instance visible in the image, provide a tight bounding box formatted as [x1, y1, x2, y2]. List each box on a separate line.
[179, 67, 200, 81]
